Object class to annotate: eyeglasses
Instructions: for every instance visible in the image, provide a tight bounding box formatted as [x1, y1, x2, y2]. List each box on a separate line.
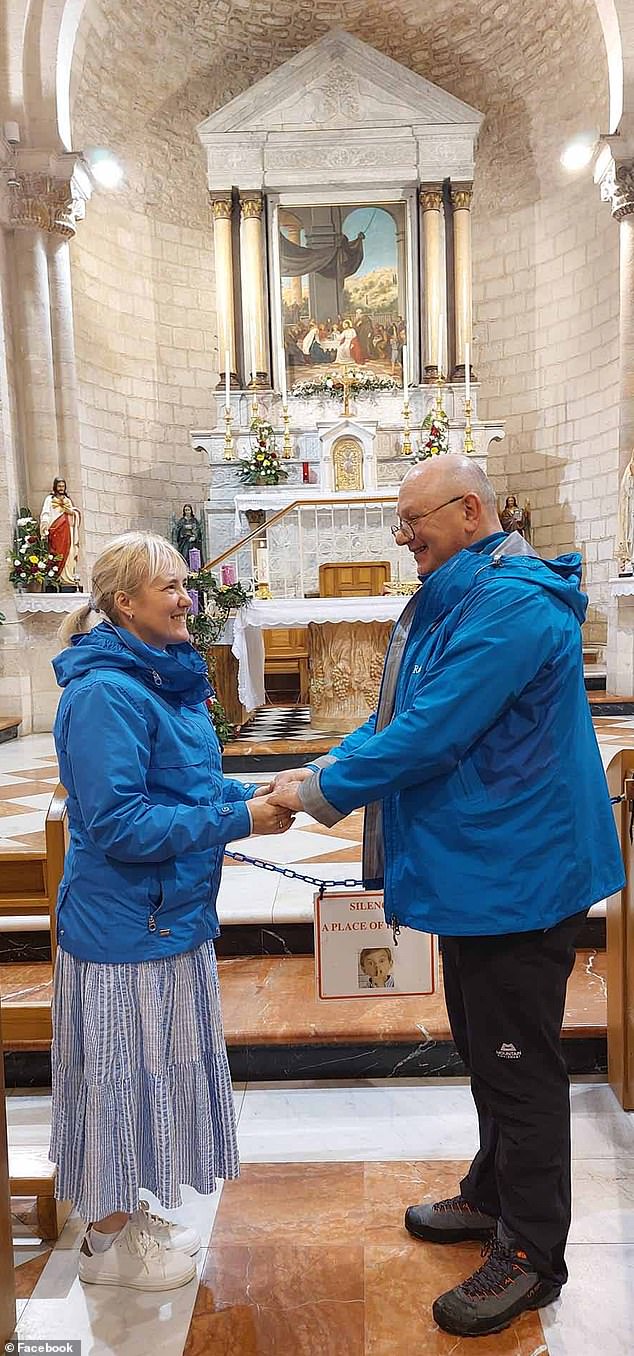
[390, 495, 465, 543]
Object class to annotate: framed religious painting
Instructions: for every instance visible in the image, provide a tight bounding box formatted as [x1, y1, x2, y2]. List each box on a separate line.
[268, 191, 418, 401]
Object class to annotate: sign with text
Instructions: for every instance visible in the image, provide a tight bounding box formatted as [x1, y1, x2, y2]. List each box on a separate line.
[314, 890, 436, 1001]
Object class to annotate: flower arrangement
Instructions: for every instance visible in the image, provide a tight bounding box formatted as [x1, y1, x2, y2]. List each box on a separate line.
[7, 510, 62, 588]
[417, 404, 449, 460]
[290, 369, 398, 400]
[237, 418, 288, 486]
[185, 569, 251, 746]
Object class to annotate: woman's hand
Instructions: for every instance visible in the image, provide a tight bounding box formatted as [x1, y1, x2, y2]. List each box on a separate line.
[248, 795, 295, 835]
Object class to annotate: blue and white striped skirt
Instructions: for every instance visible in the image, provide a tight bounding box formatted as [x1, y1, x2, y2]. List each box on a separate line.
[49, 938, 239, 1221]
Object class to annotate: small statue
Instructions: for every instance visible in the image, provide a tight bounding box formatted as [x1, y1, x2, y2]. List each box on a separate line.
[617, 452, 634, 575]
[39, 477, 82, 589]
[499, 494, 531, 543]
[172, 504, 204, 569]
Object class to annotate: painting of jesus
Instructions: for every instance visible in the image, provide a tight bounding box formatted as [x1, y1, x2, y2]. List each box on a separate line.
[278, 201, 408, 392]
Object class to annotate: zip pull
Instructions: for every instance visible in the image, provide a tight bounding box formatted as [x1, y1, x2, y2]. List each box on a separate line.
[391, 920, 400, 947]
[148, 913, 157, 933]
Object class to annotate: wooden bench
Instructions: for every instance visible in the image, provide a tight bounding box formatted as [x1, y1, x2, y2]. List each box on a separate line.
[3, 784, 69, 1239]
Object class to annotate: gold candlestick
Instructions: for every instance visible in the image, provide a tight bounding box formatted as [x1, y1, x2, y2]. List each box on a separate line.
[401, 399, 413, 456]
[282, 403, 293, 459]
[463, 397, 475, 455]
[223, 405, 234, 460]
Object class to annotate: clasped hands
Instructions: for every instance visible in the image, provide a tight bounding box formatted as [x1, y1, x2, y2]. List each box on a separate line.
[250, 766, 312, 831]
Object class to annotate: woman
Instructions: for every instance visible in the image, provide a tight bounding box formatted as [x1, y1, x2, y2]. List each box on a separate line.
[40, 477, 81, 589]
[51, 531, 293, 1292]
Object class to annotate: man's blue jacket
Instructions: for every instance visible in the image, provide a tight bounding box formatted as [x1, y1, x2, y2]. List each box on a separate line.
[52, 623, 255, 963]
[302, 533, 625, 936]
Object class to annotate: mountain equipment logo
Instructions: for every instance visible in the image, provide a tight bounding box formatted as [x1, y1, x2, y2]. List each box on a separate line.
[496, 1042, 522, 1059]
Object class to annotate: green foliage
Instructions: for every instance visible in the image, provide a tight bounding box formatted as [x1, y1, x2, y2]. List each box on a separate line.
[185, 570, 251, 746]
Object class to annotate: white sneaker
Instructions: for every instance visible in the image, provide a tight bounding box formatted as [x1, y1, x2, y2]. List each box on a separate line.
[131, 1199, 201, 1255]
[78, 1219, 197, 1291]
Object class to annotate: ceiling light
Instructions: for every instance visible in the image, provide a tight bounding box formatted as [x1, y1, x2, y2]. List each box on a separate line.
[87, 149, 123, 189]
[560, 135, 596, 173]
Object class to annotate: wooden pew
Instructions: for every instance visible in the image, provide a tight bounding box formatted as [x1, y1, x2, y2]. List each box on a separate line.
[0, 997, 16, 1343]
[606, 749, 634, 1110]
[4, 785, 70, 1240]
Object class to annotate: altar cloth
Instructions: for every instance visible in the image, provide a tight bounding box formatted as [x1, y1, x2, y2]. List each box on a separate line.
[231, 595, 408, 711]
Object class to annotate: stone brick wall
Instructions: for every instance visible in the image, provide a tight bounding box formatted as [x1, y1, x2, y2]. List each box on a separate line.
[71, 195, 217, 562]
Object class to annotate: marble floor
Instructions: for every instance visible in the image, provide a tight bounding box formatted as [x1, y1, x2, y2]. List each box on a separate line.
[6, 1079, 634, 1354]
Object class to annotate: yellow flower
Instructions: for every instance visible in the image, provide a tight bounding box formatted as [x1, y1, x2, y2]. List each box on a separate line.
[29, 554, 38, 564]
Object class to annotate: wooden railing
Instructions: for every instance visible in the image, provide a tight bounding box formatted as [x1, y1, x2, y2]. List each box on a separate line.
[606, 749, 634, 1110]
[204, 493, 398, 572]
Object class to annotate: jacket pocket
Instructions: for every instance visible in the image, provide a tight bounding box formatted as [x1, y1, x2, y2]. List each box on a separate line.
[456, 758, 488, 807]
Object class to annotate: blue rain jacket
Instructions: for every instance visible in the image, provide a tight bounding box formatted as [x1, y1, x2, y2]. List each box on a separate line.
[52, 623, 255, 963]
[315, 534, 625, 935]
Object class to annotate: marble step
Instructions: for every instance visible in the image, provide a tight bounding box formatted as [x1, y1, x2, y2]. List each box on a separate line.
[0, 949, 608, 1084]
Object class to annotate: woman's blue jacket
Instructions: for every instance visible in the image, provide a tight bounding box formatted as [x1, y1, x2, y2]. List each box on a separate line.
[52, 623, 255, 963]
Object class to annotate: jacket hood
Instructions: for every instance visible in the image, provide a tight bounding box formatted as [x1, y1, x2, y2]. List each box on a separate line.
[418, 531, 587, 628]
[52, 621, 213, 706]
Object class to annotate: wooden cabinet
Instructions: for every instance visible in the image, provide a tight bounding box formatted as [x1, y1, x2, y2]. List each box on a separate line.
[264, 628, 309, 704]
[318, 561, 391, 598]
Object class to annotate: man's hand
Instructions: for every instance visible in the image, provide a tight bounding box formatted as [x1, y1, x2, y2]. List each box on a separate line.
[270, 766, 314, 791]
[251, 782, 273, 797]
[268, 783, 304, 814]
[248, 794, 295, 835]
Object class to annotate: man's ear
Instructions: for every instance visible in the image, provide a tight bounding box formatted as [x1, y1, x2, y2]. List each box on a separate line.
[463, 492, 481, 525]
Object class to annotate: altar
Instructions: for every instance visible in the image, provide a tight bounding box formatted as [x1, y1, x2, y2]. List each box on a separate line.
[230, 594, 409, 730]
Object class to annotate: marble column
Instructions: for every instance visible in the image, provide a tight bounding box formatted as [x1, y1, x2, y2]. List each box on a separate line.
[280, 217, 303, 310]
[450, 184, 474, 381]
[12, 226, 60, 509]
[600, 157, 634, 693]
[47, 235, 82, 488]
[211, 193, 239, 388]
[3, 161, 89, 514]
[419, 186, 444, 381]
[240, 193, 269, 388]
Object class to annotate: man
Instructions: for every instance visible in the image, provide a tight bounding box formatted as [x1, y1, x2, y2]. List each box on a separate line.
[269, 455, 624, 1339]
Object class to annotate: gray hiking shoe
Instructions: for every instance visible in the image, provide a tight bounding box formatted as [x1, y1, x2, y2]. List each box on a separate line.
[405, 1193, 497, 1244]
[432, 1236, 561, 1337]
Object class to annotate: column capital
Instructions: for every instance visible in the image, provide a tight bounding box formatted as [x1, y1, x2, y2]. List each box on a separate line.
[450, 185, 473, 211]
[0, 149, 91, 238]
[599, 155, 634, 221]
[239, 193, 264, 221]
[419, 186, 443, 212]
[209, 192, 233, 221]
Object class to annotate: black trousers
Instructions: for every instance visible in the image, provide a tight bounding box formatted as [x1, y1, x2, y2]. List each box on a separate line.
[440, 909, 586, 1287]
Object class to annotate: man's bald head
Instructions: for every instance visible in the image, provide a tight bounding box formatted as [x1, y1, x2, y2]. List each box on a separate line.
[396, 454, 502, 577]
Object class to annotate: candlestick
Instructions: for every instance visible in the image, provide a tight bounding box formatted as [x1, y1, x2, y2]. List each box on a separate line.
[401, 399, 413, 456]
[463, 396, 475, 455]
[224, 350, 230, 409]
[282, 403, 293, 459]
[223, 404, 234, 460]
[465, 341, 471, 402]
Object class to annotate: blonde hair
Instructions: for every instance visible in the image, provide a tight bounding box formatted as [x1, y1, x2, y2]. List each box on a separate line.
[58, 531, 188, 647]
